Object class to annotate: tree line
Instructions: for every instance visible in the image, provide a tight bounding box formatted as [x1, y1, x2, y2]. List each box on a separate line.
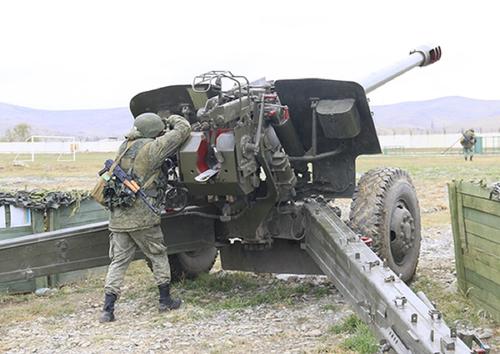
[1, 123, 32, 142]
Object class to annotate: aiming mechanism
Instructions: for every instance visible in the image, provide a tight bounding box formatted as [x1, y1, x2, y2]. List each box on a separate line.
[0, 45, 490, 353]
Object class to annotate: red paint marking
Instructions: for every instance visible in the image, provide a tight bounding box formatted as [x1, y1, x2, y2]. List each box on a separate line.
[196, 137, 209, 173]
[361, 236, 373, 247]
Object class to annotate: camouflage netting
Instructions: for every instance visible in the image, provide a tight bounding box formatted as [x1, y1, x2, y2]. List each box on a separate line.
[0, 190, 91, 210]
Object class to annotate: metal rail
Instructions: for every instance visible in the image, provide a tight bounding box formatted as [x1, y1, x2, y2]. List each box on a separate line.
[0, 217, 215, 284]
[303, 199, 471, 354]
[0, 222, 110, 283]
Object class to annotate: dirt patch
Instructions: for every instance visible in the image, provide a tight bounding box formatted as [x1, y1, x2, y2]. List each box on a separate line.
[0, 269, 352, 354]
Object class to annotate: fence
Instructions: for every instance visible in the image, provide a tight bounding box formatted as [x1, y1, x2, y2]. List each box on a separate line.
[1, 134, 499, 156]
[379, 133, 500, 154]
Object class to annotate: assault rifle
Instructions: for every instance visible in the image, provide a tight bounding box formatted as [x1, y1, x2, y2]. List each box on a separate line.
[98, 159, 161, 215]
[461, 132, 476, 145]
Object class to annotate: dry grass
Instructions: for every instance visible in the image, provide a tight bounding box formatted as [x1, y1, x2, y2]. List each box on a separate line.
[0, 153, 112, 178]
[2, 153, 499, 228]
[357, 154, 500, 228]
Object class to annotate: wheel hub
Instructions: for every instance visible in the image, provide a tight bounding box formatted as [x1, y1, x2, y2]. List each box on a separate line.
[389, 202, 415, 264]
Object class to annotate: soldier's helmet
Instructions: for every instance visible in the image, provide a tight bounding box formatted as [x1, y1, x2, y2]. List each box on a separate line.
[134, 113, 165, 138]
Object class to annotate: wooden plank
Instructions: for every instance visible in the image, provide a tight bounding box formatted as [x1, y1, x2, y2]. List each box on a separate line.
[57, 211, 107, 229]
[465, 219, 500, 245]
[467, 232, 500, 254]
[464, 268, 500, 297]
[463, 255, 500, 285]
[455, 183, 468, 249]
[447, 182, 467, 291]
[463, 194, 500, 217]
[467, 286, 500, 311]
[0, 226, 33, 240]
[463, 208, 500, 235]
[457, 181, 493, 199]
[31, 210, 47, 233]
[468, 291, 500, 322]
[52, 200, 108, 230]
[465, 247, 500, 274]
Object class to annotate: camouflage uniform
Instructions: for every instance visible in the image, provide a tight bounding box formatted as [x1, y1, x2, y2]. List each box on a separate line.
[460, 129, 476, 161]
[104, 114, 191, 296]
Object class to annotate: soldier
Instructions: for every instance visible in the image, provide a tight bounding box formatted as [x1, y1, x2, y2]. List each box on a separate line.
[460, 129, 476, 161]
[99, 112, 191, 323]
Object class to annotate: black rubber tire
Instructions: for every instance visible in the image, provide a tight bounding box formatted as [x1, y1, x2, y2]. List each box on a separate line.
[146, 247, 218, 282]
[349, 167, 421, 282]
[169, 247, 218, 281]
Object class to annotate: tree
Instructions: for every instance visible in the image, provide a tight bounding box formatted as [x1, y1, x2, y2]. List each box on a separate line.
[3, 123, 32, 142]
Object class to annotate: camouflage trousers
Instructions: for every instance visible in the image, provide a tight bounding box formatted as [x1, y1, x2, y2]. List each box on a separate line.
[463, 147, 474, 159]
[104, 225, 171, 296]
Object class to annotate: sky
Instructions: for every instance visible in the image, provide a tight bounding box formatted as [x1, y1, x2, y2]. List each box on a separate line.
[1, 0, 499, 110]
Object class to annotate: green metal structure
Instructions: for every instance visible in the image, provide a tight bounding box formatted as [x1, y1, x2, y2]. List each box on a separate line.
[0, 199, 108, 292]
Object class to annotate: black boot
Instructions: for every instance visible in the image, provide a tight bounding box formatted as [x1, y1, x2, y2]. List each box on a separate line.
[99, 293, 117, 323]
[158, 283, 181, 312]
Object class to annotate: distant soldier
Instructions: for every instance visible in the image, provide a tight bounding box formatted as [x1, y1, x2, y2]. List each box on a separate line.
[99, 113, 191, 323]
[460, 129, 476, 161]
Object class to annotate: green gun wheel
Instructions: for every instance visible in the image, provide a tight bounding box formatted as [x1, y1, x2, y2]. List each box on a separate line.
[169, 247, 218, 281]
[146, 247, 217, 282]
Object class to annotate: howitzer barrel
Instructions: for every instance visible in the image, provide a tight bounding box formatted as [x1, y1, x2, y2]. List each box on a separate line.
[360, 45, 442, 93]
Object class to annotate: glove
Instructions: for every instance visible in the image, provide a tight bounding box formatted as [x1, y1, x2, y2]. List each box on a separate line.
[165, 115, 189, 128]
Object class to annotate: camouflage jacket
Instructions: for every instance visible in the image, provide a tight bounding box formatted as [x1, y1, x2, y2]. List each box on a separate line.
[109, 115, 191, 232]
[460, 130, 476, 148]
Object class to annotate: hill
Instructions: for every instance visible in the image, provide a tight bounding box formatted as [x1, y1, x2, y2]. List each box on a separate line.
[372, 96, 500, 134]
[0, 96, 499, 139]
[0, 103, 131, 140]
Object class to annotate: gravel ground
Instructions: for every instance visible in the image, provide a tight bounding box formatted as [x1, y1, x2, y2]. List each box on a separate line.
[2, 224, 497, 354]
[1, 275, 351, 354]
[1, 296, 350, 353]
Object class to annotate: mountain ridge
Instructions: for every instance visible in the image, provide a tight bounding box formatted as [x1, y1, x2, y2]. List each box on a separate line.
[1, 96, 499, 139]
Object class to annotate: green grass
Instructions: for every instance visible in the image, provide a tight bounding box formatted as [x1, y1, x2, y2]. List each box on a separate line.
[0, 260, 330, 326]
[0, 267, 108, 325]
[0, 287, 85, 323]
[328, 314, 378, 354]
[321, 303, 338, 311]
[357, 155, 500, 229]
[411, 275, 495, 326]
[356, 155, 500, 182]
[178, 271, 331, 311]
[0, 153, 112, 177]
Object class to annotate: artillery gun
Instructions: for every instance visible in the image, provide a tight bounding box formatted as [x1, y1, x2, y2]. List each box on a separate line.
[0, 45, 490, 353]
